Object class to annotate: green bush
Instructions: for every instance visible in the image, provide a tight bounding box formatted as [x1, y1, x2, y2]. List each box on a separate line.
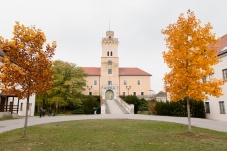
[82, 95, 100, 114]
[120, 95, 148, 114]
[154, 98, 205, 118]
[71, 109, 84, 114]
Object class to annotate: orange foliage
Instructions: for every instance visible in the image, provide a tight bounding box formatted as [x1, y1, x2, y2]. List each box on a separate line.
[0, 22, 56, 99]
[162, 10, 223, 101]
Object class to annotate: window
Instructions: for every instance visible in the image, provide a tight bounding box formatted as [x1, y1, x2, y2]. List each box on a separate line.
[137, 80, 140, 85]
[107, 51, 109, 56]
[141, 92, 144, 96]
[202, 77, 207, 83]
[20, 103, 23, 111]
[123, 80, 127, 85]
[223, 69, 227, 80]
[108, 60, 112, 65]
[108, 81, 112, 86]
[110, 51, 113, 56]
[133, 92, 136, 96]
[94, 80, 97, 85]
[89, 92, 92, 96]
[123, 92, 125, 96]
[205, 102, 210, 113]
[219, 101, 225, 114]
[108, 69, 112, 74]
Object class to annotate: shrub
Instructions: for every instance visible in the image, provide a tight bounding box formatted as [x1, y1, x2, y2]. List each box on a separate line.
[154, 98, 205, 118]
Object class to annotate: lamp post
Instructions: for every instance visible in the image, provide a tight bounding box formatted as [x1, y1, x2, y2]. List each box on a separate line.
[87, 86, 92, 95]
[126, 86, 131, 95]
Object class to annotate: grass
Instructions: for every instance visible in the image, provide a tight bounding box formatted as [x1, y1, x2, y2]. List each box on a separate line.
[0, 117, 17, 121]
[0, 119, 227, 151]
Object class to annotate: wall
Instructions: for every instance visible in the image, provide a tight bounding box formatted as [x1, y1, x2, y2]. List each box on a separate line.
[83, 76, 100, 95]
[119, 76, 151, 96]
[205, 53, 227, 121]
[6, 94, 36, 116]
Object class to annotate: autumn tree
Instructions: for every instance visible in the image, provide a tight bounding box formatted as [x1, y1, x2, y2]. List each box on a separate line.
[36, 60, 86, 113]
[162, 10, 223, 132]
[0, 22, 56, 137]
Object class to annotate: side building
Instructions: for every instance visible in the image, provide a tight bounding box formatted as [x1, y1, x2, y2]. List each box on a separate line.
[82, 31, 152, 100]
[0, 49, 35, 117]
[205, 34, 227, 121]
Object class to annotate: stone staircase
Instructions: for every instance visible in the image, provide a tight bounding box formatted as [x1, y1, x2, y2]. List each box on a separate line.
[114, 99, 130, 114]
[102, 97, 134, 114]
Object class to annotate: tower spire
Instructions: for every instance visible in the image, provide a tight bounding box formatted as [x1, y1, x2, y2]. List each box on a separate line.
[109, 20, 110, 31]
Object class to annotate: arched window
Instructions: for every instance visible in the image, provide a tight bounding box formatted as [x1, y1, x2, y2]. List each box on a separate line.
[107, 51, 109, 56]
[108, 60, 112, 65]
[110, 51, 113, 56]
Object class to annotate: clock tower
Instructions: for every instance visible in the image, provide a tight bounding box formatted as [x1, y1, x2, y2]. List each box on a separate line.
[100, 31, 119, 99]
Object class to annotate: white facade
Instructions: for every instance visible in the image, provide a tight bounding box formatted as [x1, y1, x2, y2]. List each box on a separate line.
[205, 49, 227, 121]
[0, 49, 36, 117]
[5, 95, 36, 116]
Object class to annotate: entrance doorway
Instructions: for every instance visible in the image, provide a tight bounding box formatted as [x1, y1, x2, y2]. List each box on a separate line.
[105, 90, 114, 100]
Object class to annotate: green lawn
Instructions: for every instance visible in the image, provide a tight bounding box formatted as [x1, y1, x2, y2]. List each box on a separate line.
[0, 119, 227, 151]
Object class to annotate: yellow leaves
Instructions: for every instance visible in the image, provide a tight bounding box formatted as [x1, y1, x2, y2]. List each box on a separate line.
[0, 21, 57, 99]
[162, 9, 223, 101]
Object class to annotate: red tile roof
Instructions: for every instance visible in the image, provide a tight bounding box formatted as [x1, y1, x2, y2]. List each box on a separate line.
[217, 34, 227, 54]
[119, 68, 151, 76]
[82, 67, 100, 76]
[82, 67, 151, 76]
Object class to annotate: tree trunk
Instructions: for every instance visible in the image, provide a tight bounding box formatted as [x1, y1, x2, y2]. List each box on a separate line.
[23, 96, 30, 137]
[186, 95, 192, 132]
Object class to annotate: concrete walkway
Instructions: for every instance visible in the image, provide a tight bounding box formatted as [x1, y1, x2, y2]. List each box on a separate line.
[1, 114, 227, 134]
[106, 99, 124, 114]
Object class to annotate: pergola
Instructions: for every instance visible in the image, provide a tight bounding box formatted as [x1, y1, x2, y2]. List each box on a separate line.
[0, 93, 19, 114]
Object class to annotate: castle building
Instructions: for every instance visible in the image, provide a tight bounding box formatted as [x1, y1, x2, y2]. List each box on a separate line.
[205, 34, 227, 121]
[82, 31, 152, 100]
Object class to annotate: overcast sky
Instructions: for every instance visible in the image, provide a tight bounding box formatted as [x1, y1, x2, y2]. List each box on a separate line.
[0, 0, 227, 93]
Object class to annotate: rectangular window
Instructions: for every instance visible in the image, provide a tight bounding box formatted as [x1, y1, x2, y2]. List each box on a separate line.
[123, 80, 127, 85]
[20, 103, 23, 111]
[108, 69, 112, 74]
[205, 102, 210, 113]
[202, 77, 207, 83]
[133, 92, 136, 96]
[223, 69, 227, 80]
[219, 101, 225, 114]
[141, 92, 144, 96]
[89, 92, 92, 96]
[123, 92, 125, 96]
[108, 60, 112, 65]
[137, 80, 140, 85]
[94, 80, 97, 85]
[108, 81, 112, 86]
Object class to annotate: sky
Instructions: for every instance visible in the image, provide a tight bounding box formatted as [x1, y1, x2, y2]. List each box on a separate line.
[0, 0, 227, 93]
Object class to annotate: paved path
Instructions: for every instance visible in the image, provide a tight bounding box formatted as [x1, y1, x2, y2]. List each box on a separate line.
[1, 114, 227, 134]
[107, 100, 124, 114]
